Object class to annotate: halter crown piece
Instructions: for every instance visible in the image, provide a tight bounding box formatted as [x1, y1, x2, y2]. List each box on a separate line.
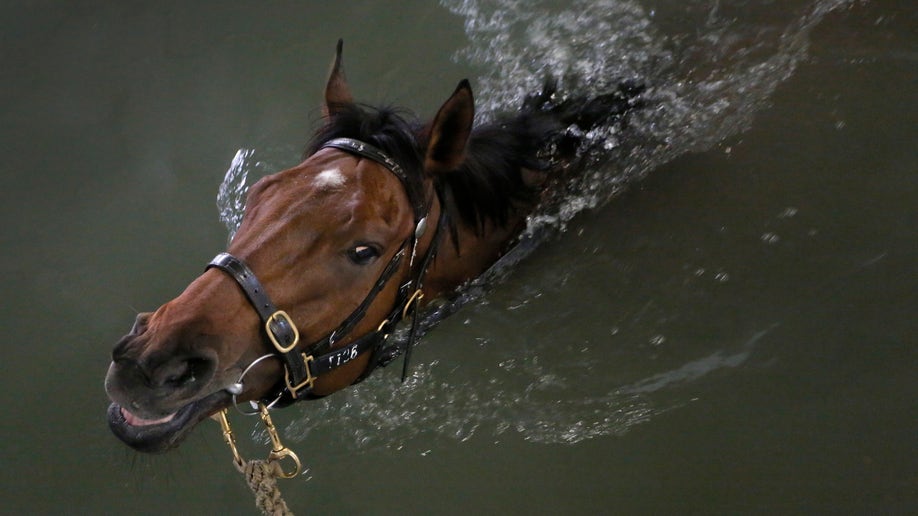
[207, 138, 441, 403]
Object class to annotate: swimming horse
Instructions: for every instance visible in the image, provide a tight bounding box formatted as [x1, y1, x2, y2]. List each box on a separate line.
[104, 41, 640, 453]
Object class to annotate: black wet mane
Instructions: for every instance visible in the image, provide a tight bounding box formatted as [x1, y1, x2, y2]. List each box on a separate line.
[305, 102, 556, 240]
[304, 80, 644, 246]
[442, 111, 556, 230]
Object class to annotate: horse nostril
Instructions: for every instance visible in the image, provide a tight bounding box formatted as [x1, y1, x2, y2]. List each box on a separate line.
[111, 335, 136, 364]
[112, 314, 152, 364]
[159, 357, 213, 390]
[130, 312, 152, 336]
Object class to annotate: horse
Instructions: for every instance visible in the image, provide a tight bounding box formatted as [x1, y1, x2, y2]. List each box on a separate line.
[104, 40, 640, 453]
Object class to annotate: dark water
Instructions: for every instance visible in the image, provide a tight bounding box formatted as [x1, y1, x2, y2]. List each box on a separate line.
[1, 1, 915, 514]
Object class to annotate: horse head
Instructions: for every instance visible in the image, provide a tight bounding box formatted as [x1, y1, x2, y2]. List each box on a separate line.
[104, 41, 475, 452]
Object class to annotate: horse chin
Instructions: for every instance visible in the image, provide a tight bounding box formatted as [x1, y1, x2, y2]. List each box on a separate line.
[106, 391, 230, 453]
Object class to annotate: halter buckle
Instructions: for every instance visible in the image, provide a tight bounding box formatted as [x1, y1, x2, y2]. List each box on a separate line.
[284, 353, 316, 398]
[266, 310, 300, 353]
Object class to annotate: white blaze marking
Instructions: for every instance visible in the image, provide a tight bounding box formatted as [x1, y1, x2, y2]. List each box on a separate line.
[314, 167, 346, 189]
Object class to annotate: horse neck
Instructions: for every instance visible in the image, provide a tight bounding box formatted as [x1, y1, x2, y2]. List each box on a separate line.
[420, 193, 530, 300]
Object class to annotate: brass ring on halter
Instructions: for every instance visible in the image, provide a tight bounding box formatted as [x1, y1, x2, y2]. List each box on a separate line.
[402, 289, 424, 319]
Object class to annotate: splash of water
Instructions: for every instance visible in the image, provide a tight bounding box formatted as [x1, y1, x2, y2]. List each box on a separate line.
[216, 149, 251, 242]
[216, 145, 300, 243]
[443, 0, 860, 231]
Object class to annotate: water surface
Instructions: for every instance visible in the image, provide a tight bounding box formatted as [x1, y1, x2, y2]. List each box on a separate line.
[0, 1, 915, 513]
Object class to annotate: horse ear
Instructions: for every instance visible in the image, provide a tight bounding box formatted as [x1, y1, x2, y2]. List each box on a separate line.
[324, 39, 353, 117]
[424, 79, 474, 175]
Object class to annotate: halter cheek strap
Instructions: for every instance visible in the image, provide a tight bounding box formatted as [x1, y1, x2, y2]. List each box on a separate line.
[207, 242, 408, 398]
[206, 253, 308, 386]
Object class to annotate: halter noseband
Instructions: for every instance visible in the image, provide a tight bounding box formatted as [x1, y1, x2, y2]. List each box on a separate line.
[207, 137, 439, 402]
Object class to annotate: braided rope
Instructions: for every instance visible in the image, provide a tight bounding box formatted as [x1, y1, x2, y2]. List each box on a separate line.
[236, 458, 294, 516]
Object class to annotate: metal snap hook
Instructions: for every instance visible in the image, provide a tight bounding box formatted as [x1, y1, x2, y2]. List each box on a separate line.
[259, 403, 302, 478]
[213, 404, 303, 479]
[268, 446, 303, 479]
[212, 409, 245, 469]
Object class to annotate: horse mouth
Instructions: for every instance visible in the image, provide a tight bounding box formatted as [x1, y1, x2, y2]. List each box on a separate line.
[120, 407, 177, 426]
[107, 392, 229, 453]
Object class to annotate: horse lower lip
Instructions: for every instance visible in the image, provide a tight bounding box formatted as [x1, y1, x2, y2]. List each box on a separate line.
[107, 393, 231, 453]
[120, 406, 176, 427]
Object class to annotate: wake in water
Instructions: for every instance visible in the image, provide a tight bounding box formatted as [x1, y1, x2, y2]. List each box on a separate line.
[218, 0, 859, 448]
[443, 0, 861, 230]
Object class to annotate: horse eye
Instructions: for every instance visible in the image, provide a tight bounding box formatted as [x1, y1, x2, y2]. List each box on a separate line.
[347, 245, 380, 265]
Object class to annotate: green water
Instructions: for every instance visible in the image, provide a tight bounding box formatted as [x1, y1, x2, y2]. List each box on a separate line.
[1, 1, 915, 514]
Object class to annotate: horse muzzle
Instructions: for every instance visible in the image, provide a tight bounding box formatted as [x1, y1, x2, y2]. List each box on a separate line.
[104, 354, 234, 453]
[103, 322, 234, 452]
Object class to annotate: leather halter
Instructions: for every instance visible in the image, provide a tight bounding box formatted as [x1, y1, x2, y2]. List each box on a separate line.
[207, 138, 439, 401]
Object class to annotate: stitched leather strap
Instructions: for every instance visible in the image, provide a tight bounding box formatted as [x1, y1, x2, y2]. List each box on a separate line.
[322, 137, 427, 221]
[207, 253, 309, 385]
[311, 241, 408, 355]
[207, 253, 277, 322]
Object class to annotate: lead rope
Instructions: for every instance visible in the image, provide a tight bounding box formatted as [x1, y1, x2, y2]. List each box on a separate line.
[237, 459, 293, 516]
[214, 406, 300, 515]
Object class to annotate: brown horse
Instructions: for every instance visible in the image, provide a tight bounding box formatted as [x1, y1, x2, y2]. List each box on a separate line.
[104, 41, 639, 453]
